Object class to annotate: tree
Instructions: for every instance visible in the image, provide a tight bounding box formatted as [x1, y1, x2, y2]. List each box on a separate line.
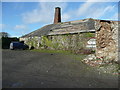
[0, 32, 10, 38]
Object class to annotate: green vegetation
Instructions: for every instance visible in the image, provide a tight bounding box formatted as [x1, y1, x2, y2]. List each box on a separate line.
[32, 49, 87, 61]
[26, 37, 38, 48]
[41, 36, 53, 47]
[41, 36, 60, 49]
[26, 32, 95, 57]
[83, 33, 95, 38]
[32, 49, 71, 54]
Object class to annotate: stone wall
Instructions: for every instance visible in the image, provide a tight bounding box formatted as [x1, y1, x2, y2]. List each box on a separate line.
[20, 33, 95, 52]
[95, 20, 118, 62]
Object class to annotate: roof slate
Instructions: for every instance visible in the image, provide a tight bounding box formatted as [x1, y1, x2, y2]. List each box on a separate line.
[21, 18, 118, 38]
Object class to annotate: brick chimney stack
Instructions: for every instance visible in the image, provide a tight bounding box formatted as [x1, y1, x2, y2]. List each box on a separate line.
[54, 7, 61, 24]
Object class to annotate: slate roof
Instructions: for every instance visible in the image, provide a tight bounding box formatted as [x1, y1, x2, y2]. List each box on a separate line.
[21, 18, 118, 38]
[21, 24, 61, 38]
[21, 18, 95, 38]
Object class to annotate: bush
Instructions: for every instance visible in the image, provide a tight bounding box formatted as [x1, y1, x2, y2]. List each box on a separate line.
[1, 37, 19, 49]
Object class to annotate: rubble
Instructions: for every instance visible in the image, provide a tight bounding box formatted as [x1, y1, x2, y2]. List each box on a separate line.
[82, 54, 119, 75]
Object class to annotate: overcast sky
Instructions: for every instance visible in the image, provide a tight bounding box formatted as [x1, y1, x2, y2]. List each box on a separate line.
[1, 1, 119, 37]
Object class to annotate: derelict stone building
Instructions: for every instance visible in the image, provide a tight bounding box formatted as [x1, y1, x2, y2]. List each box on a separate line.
[20, 7, 119, 63]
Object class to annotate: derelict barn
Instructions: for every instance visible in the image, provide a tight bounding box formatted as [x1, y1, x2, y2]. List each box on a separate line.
[20, 7, 119, 63]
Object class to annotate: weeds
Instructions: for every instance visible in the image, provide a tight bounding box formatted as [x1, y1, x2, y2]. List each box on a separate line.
[32, 49, 87, 61]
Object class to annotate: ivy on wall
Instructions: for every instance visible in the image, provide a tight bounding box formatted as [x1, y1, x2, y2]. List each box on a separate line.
[24, 33, 95, 52]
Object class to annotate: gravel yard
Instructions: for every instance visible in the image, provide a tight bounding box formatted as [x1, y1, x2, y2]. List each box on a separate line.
[2, 49, 118, 88]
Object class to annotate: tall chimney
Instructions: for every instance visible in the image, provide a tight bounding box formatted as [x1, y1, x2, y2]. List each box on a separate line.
[54, 7, 61, 24]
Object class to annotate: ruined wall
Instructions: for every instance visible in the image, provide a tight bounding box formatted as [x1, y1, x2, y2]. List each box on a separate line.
[20, 33, 95, 52]
[95, 20, 118, 62]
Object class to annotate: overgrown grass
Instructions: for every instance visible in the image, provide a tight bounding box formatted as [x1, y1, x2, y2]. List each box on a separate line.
[31, 49, 87, 61]
[32, 49, 71, 54]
